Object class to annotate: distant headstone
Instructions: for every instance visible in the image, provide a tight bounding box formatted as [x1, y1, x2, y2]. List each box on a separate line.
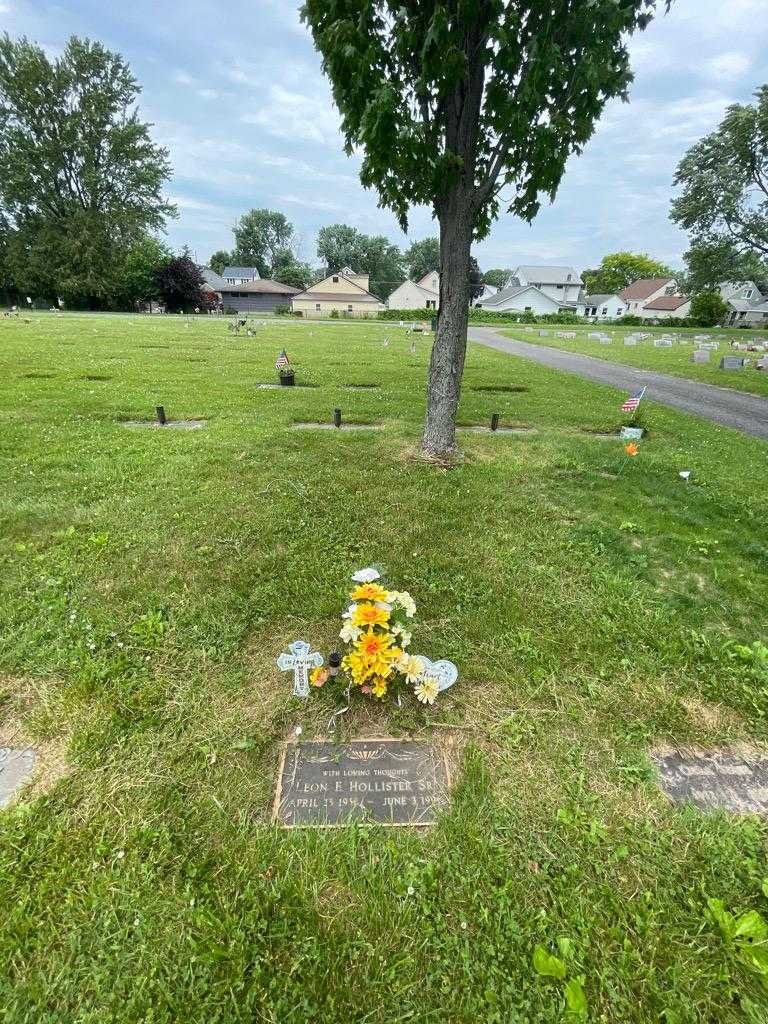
[0, 748, 36, 808]
[701, 342, 720, 350]
[273, 739, 450, 827]
[653, 749, 768, 815]
[756, 356, 768, 371]
[691, 350, 710, 364]
[720, 356, 745, 370]
[654, 339, 673, 348]
[539, 330, 549, 336]
[624, 338, 638, 346]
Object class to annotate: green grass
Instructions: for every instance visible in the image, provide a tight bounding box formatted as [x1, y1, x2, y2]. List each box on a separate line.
[2, 313, 768, 1022]
[499, 323, 768, 398]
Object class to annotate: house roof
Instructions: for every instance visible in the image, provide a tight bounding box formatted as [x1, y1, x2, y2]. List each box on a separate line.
[391, 280, 438, 299]
[644, 294, 689, 311]
[293, 290, 383, 304]
[728, 298, 768, 313]
[219, 279, 300, 295]
[515, 265, 583, 285]
[480, 284, 557, 307]
[619, 277, 674, 301]
[582, 293, 624, 306]
[200, 266, 226, 290]
[221, 266, 260, 279]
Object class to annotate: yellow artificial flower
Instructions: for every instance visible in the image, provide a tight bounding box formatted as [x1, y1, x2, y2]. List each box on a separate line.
[350, 582, 390, 603]
[351, 602, 390, 628]
[371, 676, 388, 698]
[310, 667, 329, 688]
[414, 676, 439, 705]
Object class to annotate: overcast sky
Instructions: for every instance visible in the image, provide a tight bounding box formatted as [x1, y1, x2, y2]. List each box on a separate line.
[2, 0, 767, 274]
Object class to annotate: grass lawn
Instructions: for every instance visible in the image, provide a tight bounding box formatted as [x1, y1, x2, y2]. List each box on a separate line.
[2, 313, 768, 1022]
[498, 324, 768, 398]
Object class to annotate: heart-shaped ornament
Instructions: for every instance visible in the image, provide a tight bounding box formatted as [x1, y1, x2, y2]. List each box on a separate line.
[414, 657, 458, 692]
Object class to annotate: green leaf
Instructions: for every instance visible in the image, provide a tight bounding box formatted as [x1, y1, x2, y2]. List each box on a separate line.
[707, 897, 736, 940]
[762, 879, 768, 899]
[734, 910, 768, 942]
[557, 936, 574, 961]
[564, 977, 588, 1017]
[532, 944, 566, 980]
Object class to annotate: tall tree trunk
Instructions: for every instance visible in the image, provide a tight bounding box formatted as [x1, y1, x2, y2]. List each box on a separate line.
[422, 194, 474, 457]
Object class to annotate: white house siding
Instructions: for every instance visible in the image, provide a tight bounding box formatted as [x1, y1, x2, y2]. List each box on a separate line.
[387, 280, 438, 310]
[483, 287, 560, 315]
[582, 297, 627, 319]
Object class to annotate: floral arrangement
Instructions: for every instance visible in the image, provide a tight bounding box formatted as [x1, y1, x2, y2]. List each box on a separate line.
[309, 567, 456, 706]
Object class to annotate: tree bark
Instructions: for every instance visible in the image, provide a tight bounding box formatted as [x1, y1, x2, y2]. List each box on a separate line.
[421, 193, 474, 457]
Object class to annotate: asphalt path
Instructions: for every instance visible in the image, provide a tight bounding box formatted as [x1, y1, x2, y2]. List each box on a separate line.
[468, 325, 768, 440]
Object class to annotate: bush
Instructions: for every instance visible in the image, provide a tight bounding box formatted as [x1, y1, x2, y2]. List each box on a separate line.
[273, 304, 291, 316]
[292, 310, 303, 317]
[330, 309, 339, 318]
[619, 314, 644, 326]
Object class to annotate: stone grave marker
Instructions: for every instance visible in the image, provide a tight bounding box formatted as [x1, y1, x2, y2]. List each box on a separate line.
[720, 356, 746, 370]
[654, 339, 673, 348]
[653, 749, 768, 815]
[0, 747, 36, 808]
[539, 330, 550, 337]
[691, 350, 710, 364]
[273, 738, 450, 827]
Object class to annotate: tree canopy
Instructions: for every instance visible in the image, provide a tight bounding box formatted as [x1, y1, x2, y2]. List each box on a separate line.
[232, 210, 295, 278]
[681, 239, 768, 295]
[209, 250, 232, 276]
[671, 86, 768, 274]
[404, 237, 440, 281]
[689, 291, 729, 328]
[154, 252, 206, 313]
[0, 34, 174, 306]
[301, 0, 670, 455]
[482, 268, 514, 290]
[582, 252, 674, 295]
[316, 223, 404, 299]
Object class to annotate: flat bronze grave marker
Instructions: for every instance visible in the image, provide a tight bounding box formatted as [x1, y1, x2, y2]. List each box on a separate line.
[273, 739, 450, 827]
[652, 749, 768, 815]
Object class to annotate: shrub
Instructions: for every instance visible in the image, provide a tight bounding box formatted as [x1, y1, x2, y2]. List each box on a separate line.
[330, 308, 339, 319]
[292, 310, 303, 317]
[273, 304, 291, 316]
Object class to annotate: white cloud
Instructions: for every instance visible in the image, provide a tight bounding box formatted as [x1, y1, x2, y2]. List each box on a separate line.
[196, 88, 219, 101]
[173, 70, 194, 86]
[704, 52, 751, 81]
[278, 194, 346, 212]
[241, 84, 341, 146]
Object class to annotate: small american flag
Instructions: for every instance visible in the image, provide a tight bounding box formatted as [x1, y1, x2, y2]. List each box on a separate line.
[621, 387, 646, 413]
[275, 350, 290, 370]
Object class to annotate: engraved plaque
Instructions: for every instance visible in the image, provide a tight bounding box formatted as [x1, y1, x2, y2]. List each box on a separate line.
[274, 739, 450, 827]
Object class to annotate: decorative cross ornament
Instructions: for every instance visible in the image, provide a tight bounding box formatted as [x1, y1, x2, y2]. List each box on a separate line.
[277, 641, 324, 699]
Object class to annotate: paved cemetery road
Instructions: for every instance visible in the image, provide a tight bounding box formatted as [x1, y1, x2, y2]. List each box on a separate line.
[469, 326, 768, 441]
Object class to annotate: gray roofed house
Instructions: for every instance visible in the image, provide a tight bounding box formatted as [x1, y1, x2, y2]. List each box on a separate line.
[201, 267, 227, 292]
[477, 283, 561, 314]
[515, 265, 583, 286]
[219, 277, 301, 313]
[221, 266, 261, 284]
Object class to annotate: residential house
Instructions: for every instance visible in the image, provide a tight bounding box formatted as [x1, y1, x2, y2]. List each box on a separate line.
[473, 283, 497, 305]
[720, 281, 768, 327]
[218, 278, 301, 313]
[582, 293, 627, 319]
[292, 268, 385, 318]
[221, 266, 261, 285]
[476, 283, 561, 315]
[642, 294, 691, 319]
[512, 265, 584, 311]
[618, 277, 678, 315]
[199, 266, 226, 308]
[387, 271, 439, 310]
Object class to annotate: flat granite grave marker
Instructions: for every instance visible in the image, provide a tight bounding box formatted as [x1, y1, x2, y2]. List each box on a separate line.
[273, 739, 450, 827]
[0, 747, 36, 808]
[653, 749, 768, 814]
[692, 350, 710, 364]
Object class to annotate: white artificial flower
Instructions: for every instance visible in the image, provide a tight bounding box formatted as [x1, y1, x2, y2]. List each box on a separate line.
[342, 603, 357, 620]
[352, 567, 380, 583]
[396, 654, 424, 684]
[414, 676, 439, 705]
[399, 629, 412, 647]
[391, 591, 416, 618]
[339, 622, 361, 643]
[374, 601, 392, 612]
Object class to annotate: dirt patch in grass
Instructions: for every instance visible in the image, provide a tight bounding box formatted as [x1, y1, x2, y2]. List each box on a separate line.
[0, 676, 69, 804]
[122, 419, 207, 430]
[681, 697, 745, 739]
[20, 372, 56, 379]
[291, 422, 383, 431]
[81, 374, 111, 381]
[471, 385, 530, 393]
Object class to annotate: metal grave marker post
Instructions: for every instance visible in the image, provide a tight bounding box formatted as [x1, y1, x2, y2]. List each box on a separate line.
[277, 641, 324, 699]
